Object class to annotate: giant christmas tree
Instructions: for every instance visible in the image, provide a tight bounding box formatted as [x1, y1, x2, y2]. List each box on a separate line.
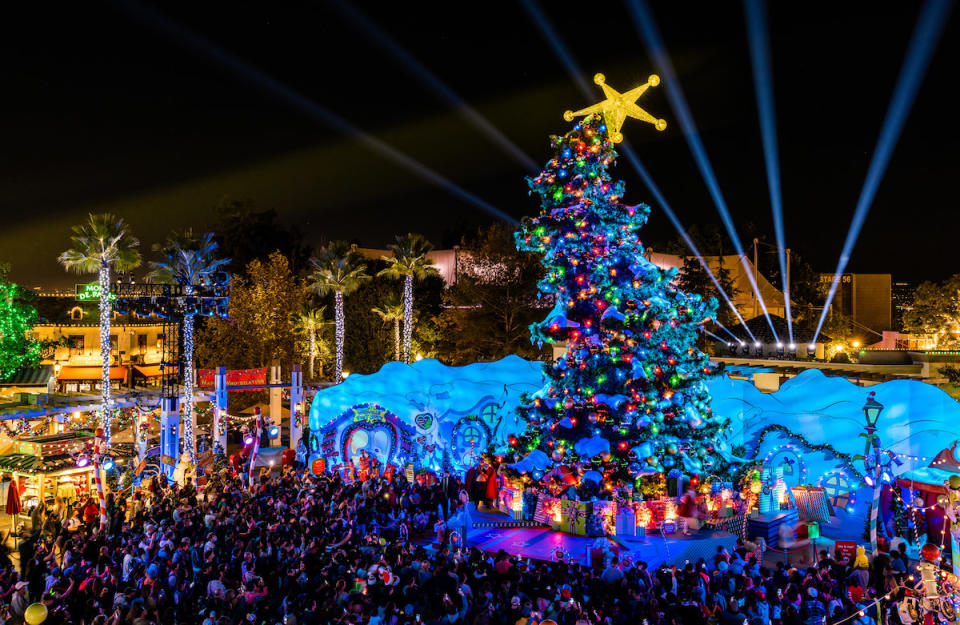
[512, 73, 726, 496]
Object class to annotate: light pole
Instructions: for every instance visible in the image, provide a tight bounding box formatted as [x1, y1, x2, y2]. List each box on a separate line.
[860, 391, 883, 553]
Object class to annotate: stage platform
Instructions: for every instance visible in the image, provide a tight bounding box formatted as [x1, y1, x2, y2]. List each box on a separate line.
[464, 505, 738, 567]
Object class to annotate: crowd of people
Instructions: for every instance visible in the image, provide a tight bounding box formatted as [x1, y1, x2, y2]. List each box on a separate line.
[0, 464, 938, 625]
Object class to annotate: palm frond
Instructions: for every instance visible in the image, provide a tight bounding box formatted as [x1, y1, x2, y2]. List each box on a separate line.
[59, 213, 141, 275]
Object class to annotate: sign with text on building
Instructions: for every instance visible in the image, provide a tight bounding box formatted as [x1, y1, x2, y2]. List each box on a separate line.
[76, 283, 116, 301]
[197, 368, 268, 388]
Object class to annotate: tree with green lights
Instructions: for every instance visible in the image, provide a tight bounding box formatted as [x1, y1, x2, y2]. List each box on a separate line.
[0, 265, 43, 381]
[511, 107, 726, 495]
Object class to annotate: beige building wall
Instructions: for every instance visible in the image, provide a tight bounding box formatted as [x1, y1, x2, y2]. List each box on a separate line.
[32, 323, 165, 366]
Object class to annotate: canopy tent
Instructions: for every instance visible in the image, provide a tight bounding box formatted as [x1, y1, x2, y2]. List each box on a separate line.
[58, 366, 128, 383]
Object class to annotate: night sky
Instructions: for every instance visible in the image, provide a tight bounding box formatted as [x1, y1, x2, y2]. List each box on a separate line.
[2, 1, 957, 288]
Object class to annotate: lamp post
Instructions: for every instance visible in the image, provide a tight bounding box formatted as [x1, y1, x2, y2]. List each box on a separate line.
[861, 392, 884, 553]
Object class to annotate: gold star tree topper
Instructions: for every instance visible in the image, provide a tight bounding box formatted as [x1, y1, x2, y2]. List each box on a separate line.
[563, 73, 666, 142]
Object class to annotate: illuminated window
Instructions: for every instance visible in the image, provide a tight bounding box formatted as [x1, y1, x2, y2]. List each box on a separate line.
[69, 307, 83, 321]
[480, 403, 498, 424]
[822, 474, 852, 508]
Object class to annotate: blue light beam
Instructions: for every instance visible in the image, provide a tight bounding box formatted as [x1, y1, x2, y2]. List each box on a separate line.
[519, 0, 593, 98]
[627, 0, 780, 343]
[331, 0, 538, 173]
[702, 328, 728, 344]
[744, 0, 793, 344]
[114, 0, 515, 225]
[522, 0, 754, 341]
[814, 0, 953, 342]
[712, 320, 743, 344]
[621, 146, 759, 343]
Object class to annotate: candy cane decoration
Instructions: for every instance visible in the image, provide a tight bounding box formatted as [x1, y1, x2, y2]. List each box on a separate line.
[93, 427, 108, 533]
[248, 408, 262, 489]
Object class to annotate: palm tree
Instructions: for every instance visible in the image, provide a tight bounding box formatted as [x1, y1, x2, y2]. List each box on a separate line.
[379, 233, 438, 363]
[59, 213, 141, 443]
[148, 230, 229, 469]
[371, 293, 404, 362]
[308, 242, 370, 383]
[293, 307, 329, 380]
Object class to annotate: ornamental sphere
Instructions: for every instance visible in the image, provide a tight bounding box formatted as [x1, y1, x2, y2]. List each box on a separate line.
[921, 543, 941, 563]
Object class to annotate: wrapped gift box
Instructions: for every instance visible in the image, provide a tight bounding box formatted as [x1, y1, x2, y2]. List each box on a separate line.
[615, 509, 636, 536]
[499, 486, 522, 515]
[559, 500, 589, 536]
[592, 500, 617, 536]
[534, 494, 557, 526]
[522, 491, 538, 520]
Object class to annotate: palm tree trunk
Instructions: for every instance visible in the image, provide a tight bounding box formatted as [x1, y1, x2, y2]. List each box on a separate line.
[99, 262, 113, 444]
[308, 329, 316, 380]
[393, 319, 401, 362]
[335, 291, 344, 383]
[403, 274, 413, 363]
[182, 309, 196, 473]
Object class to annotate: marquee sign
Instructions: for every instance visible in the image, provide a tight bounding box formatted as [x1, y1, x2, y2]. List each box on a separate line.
[76, 283, 116, 301]
[197, 368, 268, 388]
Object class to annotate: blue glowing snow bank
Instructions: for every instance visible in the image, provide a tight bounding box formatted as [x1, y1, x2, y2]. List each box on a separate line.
[708, 368, 960, 465]
[308, 356, 544, 473]
[309, 355, 960, 514]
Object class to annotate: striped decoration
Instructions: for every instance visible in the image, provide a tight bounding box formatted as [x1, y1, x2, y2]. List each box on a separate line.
[472, 520, 545, 529]
[248, 410, 262, 489]
[869, 465, 881, 553]
[93, 434, 107, 532]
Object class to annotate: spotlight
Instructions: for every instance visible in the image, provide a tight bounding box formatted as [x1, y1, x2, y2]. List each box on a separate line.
[244, 434, 255, 446]
[76, 456, 90, 468]
[882, 471, 891, 484]
[268, 426, 280, 438]
[776, 342, 783, 348]
[807, 344, 816, 350]
[864, 474, 874, 487]
[738, 341, 745, 346]
[102, 458, 115, 471]
[788, 343, 796, 350]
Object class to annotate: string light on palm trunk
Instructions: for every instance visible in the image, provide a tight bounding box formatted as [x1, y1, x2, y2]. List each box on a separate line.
[99, 263, 113, 444]
[403, 275, 413, 363]
[182, 310, 196, 471]
[335, 291, 345, 383]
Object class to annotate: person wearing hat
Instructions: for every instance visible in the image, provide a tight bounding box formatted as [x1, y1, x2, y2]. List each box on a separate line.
[10, 581, 30, 621]
[799, 587, 825, 625]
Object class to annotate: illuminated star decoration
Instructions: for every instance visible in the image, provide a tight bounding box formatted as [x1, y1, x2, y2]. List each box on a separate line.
[563, 73, 667, 142]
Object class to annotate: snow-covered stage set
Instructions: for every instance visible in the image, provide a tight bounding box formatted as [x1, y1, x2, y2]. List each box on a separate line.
[305, 77, 960, 574]
[306, 355, 960, 566]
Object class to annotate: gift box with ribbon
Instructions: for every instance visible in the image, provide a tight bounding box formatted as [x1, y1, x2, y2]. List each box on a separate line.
[615, 509, 636, 536]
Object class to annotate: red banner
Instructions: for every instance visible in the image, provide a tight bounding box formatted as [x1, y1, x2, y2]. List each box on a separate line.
[198, 368, 268, 388]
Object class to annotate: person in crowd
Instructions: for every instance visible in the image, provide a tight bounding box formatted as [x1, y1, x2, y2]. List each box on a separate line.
[0, 460, 928, 625]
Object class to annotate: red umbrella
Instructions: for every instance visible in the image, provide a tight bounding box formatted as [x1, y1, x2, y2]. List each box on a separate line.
[5, 481, 22, 516]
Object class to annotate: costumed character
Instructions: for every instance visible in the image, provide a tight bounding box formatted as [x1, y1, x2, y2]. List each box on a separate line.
[434, 517, 446, 546]
[897, 543, 959, 624]
[172, 451, 195, 485]
[677, 487, 701, 535]
[358, 450, 370, 482]
[485, 460, 499, 508]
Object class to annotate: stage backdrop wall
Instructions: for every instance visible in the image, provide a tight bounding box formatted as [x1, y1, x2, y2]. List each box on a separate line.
[307, 356, 544, 474]
[309, 355, 960, 536]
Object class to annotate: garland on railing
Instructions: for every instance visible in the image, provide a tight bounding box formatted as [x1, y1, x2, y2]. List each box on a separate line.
[734, 424, 864, 483]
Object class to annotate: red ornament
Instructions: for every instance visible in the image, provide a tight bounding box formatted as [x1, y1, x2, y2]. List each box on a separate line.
[921, 543, 941, 563]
